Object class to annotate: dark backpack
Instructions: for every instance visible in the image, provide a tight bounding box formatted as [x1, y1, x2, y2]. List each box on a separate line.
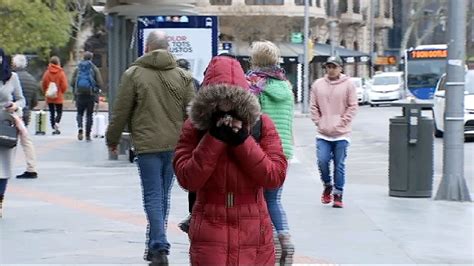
[75, 61, 96, 94]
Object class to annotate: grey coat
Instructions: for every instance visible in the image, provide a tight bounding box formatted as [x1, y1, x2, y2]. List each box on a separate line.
[0, 72, 25, 179]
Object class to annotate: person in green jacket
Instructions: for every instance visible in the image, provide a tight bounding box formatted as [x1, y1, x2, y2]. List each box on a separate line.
[106, 30, 195, 264]
[247, 40, 295, 265]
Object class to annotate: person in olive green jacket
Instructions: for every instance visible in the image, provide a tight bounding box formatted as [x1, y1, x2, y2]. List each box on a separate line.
[105, 30, 195, 265]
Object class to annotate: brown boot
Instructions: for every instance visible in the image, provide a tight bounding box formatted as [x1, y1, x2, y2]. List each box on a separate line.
[278, 233, 295, 265]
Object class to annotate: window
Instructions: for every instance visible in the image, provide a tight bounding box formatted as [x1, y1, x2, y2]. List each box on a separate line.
[353, 0, 360, 13]
[210, 0, 232, 5]
[295, 0, 312, 6]
[374, 0, 380, 17]
[245, 0, 284, 5]
[353, 41, 359, 50]
[316, 0, 320, 7]
[338, 0, 348, 13]
[384, 0, 391, 18]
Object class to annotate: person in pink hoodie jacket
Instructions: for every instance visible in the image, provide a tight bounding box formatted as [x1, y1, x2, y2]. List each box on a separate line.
[309, 56, 358, 208]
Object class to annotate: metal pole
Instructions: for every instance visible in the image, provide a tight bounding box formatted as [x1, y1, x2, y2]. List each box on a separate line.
[435, 0, 471, 201]
[302, 0, 310, 113]
[329, 0, 336, 56]
[369, 0, 375, 77]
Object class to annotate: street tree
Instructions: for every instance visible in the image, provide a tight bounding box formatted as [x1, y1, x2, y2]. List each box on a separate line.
[400, 0, 448, 54]
[0, 0, 71, 57]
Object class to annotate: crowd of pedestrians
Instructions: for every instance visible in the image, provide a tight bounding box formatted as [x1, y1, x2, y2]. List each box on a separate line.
[0, 29, 358, 265]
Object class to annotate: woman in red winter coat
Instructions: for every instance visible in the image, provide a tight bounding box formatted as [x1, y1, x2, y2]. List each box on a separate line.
[173, 56, 288, 265]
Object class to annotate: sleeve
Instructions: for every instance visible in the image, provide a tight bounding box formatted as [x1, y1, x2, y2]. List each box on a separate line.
[309, 80, 321, 126]
[340, 81, 358, 127]
[12, 74, 26, 109]
[93, 65, 104, 90]
[70, 68, 78, 93]
[231, 115, 287, 189]
[105, 67, 137, 147]
[173, 119, 227, 191]
[182, 79, 195, 120]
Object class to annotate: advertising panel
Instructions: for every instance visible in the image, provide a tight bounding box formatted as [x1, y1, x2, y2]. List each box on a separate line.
[137, 16, 218, 82]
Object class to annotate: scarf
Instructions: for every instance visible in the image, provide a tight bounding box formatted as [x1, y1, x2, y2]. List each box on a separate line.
[246, 66, 287, 96]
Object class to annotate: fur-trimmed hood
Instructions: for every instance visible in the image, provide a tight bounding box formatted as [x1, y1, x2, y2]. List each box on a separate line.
[189, 56, 260, 130]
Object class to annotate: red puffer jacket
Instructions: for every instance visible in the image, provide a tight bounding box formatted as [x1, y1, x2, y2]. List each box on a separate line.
[173, 56, 288, 266]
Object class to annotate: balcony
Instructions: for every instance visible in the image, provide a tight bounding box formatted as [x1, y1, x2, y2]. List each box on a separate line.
[339, 12, 364, 26]
[374, 16, 393, 29]
[197, 0, 326, 17]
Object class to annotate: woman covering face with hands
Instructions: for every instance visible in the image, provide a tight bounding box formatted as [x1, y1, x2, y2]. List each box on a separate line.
[173, 55, 287, 265]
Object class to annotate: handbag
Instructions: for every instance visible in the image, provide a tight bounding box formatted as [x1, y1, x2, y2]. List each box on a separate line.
[0, 117, 18, 148]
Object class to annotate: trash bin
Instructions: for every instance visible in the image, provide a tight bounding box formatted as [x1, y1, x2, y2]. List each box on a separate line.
[388, 99, 434, 197]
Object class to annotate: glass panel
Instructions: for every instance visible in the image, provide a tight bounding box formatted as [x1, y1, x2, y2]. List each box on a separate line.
[245, 0, 284, 5]
[295, 0, 312, 6]
[407, 59, 446, 88]
[338, 0, 348, 13]
[210, 0, 232, 5]
[374, 0, 380, 17]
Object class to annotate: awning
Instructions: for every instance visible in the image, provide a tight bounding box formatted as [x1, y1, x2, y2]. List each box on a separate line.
[232, 41, 370, 64]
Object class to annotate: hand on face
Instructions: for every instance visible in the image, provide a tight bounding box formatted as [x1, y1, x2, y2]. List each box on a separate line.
[210, 111, 249, 146]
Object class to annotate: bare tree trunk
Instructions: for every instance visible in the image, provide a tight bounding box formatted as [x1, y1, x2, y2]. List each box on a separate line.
[400, 0, 426, 55]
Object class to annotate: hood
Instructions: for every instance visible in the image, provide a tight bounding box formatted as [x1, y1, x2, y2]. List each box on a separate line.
[189, 56, 260, 130]
[132, 49, 177, 70]
[47, 64, 62, 74]
[202, 56, 249, 89]
[324, 74, 351, 85]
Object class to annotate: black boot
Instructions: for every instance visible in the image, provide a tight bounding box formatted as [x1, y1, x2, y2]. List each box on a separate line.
[146, 250, 168, 266]
[16, 171, 38, 179]
[0, 195, 4, 218]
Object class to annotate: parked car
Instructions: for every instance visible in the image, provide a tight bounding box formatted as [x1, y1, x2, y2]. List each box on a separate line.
[351, 77, 368, 104]
[368, 72, 405, 107]
[432, 70, 474, 138]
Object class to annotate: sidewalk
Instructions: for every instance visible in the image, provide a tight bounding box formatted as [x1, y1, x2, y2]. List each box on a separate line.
[1, 111, 472, 264]
[34, 100, 109, 112]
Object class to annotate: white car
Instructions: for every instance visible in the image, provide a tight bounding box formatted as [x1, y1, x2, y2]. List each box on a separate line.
[369, 72, 405, 107]
[351, 77, 368, 104]
[433, 70, 474, 138]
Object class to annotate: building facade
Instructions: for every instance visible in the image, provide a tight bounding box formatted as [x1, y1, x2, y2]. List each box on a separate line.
[196, 0, 394, 78]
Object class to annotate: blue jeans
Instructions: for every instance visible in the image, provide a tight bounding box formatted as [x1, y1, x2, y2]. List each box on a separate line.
[265, 187, 289, 235]
[136, 151, 175, 254]
[316, 138, 349, 195]
[0, 179, 7, 196]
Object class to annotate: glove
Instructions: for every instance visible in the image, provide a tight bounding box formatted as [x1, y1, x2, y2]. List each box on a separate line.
[227, 127, 249, 146]
[209, 122, 234, 143]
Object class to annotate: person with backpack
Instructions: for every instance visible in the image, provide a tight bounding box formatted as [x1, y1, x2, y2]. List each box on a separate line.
[246, 40, 295, 265]
[41, 56, 68, 135]
[71, 51, 103, 141]
[173, 55, 288, 265]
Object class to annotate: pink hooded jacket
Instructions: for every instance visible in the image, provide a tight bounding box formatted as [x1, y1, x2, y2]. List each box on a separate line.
[310, 74, 358, 138]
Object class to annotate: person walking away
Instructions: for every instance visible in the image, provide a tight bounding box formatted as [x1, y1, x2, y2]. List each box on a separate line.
[309, 56, 358, 208]
[71, 51, 103, 141]
[173, 55, 288, 265]
[246, 40, 295, 265]
[12, 54, 39, 179]
[106, 30, 195, 265]
[0, 48, 26, 217]
[41, 56, 68, 135]
[176, 58, 200, 91]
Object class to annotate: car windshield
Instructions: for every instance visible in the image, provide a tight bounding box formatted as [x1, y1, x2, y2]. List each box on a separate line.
[373, 76, 399, 85]
[407, 59, 446, 88]
[351, 79, 362, 87]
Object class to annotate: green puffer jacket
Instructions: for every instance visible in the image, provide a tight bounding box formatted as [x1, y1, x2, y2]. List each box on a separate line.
[106, 50, 195, 154]
[259, 78, 294, 159]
